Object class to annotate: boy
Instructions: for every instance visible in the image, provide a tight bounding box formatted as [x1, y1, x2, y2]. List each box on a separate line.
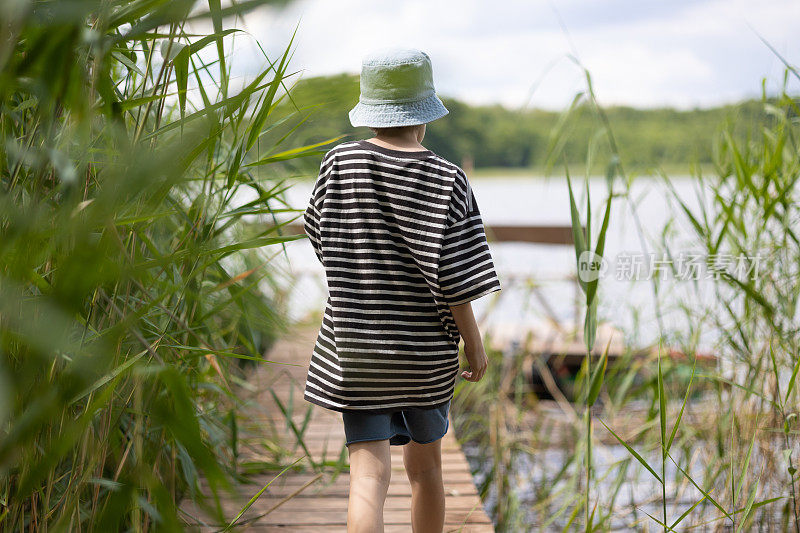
[302, 47, 501, 533]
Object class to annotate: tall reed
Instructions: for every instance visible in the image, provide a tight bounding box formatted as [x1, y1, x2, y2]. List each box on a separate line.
[452, 56, 800, 533]
[546, 60, 799, 530]
[655, 64, 800, 530]
[0, 0, 334, 529]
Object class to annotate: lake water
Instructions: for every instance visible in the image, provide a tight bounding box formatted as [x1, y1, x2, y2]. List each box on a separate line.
[277, 174, 723, 353]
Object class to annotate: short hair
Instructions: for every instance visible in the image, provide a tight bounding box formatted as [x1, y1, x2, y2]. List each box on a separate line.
[367, 125, 422, 135]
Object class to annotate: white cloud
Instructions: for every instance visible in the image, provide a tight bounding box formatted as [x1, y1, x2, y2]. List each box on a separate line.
[214, 0, 799, 110]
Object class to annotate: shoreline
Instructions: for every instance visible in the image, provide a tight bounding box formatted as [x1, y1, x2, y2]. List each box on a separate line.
[280, 164, 715, 181]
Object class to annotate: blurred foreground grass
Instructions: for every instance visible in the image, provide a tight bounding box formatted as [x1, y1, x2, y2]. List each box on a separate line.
[0, 0, 336, 529]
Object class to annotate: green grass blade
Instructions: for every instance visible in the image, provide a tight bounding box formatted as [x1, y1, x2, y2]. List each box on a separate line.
[583, 298, 597, 353]
[658, 351, 667, 454]
[597, 418, 661, 483]
[243, 136, 345, 167]
[736, 422, 759, 507]
[584, 176, 591, 258]
[666, 353, 697, 453]
[667, 452, 731, 521]
[587, 337, 610, 407]
[586, 192, 612, 307]
[566, 168, 588, 296]
[785, 348, 800, 405]
[221, 455, 306, 532]
[669, 493, 710, 530]
[735, 478, 759, 533]
[245, 24, 297, 151]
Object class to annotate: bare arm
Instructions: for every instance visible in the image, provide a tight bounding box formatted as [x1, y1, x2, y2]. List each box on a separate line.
[450, 301, 481, 347]
[449, 301, 488, 382]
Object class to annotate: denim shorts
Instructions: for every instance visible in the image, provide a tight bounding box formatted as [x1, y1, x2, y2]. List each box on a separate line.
[341, 400, 451, 446]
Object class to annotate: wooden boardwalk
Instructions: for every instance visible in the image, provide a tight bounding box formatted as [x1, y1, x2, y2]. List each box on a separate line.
[181, 325, 494, 532]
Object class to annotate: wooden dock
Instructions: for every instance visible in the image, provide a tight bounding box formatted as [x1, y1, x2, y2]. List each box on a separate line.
[181, 325, 494, 532]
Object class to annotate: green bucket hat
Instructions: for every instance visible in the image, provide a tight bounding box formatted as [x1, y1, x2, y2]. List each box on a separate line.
[348, 47, 449, 128]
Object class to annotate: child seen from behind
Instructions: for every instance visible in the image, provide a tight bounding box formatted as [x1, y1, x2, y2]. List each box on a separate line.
[303, 46, 501, 533]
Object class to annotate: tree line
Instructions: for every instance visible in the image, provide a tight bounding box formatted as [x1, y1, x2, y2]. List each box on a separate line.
[270, 72, 774, 176]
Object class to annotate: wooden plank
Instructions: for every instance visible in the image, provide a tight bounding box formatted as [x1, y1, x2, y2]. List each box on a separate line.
[280, 222, 577, 245]
[485, 224, 575, 244]
[227, 494, 488, 510]
[249, 509, 491, 525]
[180, 326, 495, 532]
[247, 471, 477, 486]
[221, 526, 496, 533]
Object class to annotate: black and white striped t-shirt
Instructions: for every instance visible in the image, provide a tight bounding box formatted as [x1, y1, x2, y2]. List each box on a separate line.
[302, 139, 501, 413]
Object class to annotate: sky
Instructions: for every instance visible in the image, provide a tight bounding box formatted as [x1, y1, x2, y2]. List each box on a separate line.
[220, 0, 800, 111]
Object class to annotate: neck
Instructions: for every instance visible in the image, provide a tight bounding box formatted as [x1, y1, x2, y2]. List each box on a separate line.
[368, 124, 425, 148]
[371, 132, 424, 150]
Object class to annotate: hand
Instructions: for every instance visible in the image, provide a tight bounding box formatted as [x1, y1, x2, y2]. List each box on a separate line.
[461, 342, 488, 382]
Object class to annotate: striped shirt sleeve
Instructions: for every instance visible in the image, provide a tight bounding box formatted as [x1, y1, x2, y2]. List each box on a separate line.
[437, 173, 501, 306]
[303, 152, 333, 264]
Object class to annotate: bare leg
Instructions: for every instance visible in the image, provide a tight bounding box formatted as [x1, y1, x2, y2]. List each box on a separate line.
[347, 439, 391, 533]
[403, 438, 445, 533]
